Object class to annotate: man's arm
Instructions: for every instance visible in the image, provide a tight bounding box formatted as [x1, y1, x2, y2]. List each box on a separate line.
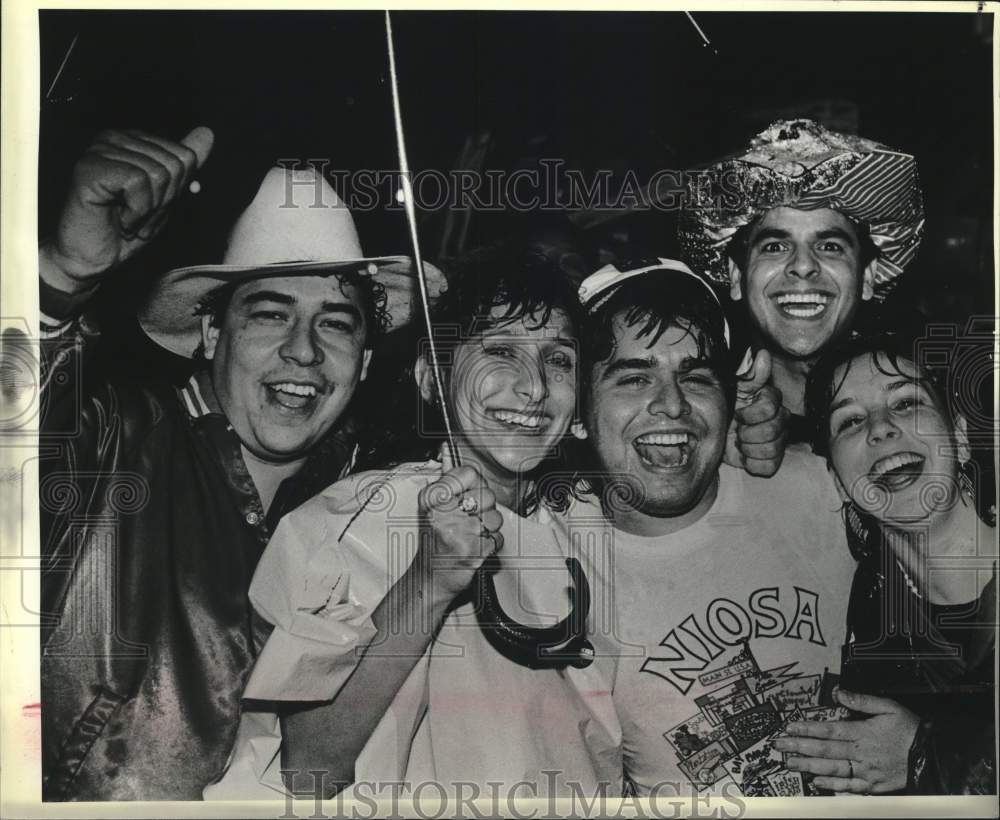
[34, 128, 214, 630]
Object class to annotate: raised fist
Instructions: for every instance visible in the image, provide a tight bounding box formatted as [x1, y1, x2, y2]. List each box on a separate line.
[40, 127, 214, 295]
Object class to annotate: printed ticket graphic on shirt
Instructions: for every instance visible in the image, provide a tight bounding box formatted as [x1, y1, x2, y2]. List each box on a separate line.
[655, 643, 848, 796]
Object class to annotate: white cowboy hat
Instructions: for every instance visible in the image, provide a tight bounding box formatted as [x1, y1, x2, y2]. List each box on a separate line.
[138, 166, 446, 357]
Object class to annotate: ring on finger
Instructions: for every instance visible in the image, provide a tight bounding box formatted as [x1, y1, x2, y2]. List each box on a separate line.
[459, 494, 479, 514]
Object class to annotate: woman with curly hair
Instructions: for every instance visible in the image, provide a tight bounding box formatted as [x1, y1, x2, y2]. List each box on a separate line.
[205, 239, 622, 801]
[775, 327, 996, 795]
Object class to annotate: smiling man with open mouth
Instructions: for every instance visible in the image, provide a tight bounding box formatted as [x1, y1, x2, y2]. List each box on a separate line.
[36, 130, 445, 801]
[567, 260, 855, 797]
[680, 119, 925, 443]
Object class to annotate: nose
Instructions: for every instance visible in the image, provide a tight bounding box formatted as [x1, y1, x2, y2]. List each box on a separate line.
[866, 408, 901, 445]
[785, 243, 819, 280]
[648, 379, 690, 419]
[513, 352, 549, 405]
[279, 320, 324, 367]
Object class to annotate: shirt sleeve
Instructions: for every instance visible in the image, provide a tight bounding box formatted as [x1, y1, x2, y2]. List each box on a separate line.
[244, 502, 379, 702]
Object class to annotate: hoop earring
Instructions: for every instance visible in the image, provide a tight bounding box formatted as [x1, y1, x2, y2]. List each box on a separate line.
[960, 458, 997, 526]
[958, 459, 976, 502]
[843, 501, 873, 561]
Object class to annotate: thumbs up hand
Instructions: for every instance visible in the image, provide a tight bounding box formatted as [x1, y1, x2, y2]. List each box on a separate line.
[724, 349, 789, 477]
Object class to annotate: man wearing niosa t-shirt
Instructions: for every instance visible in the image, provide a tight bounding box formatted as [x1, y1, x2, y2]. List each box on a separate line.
[562, 259, 855, 797]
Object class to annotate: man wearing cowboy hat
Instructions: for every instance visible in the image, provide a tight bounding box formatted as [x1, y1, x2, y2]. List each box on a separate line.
[36, 127, 444, 800]
[679, 119, 924, 442]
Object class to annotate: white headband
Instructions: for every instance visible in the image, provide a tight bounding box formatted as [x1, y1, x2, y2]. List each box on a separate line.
[578, 257, 731, 346]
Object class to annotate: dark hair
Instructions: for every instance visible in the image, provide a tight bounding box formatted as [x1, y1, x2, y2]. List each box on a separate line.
[580, 272, 737, 415]
[428, 240, 586, 360]
[572, 271, 737, 508]
[804, 325, 995, 558]
[191, 270, 388, 359]
[356, 239, 585, 516]
[804, 327, 952, 460]
[726, 210, 881, 274]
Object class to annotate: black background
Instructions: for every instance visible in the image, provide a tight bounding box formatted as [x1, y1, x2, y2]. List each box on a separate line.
[39, 10, 993, 308]
[37, 11, 995, 444]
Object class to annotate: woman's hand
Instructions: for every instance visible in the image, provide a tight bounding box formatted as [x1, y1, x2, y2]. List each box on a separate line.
[416, 464, 504, 605]
[774, 689, 920, 793]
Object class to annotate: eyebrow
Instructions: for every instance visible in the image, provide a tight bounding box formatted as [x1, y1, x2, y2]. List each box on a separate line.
[600, 356, 656, 381]
[829, 396, 855, 415]
[480, 328, 576, 347]
[751, 226, 858, 246]
[241, 290, 295, 307]
[599, 355, 713, 381]
[815, 227, 858, 246]
[240, 290, 362, 321]
[750, 228, 790, 246]
[678, 357, 716, 373]
[884, 378, 921, 393]
[829, 378, 924, 414]
[320, 302, 363, 321]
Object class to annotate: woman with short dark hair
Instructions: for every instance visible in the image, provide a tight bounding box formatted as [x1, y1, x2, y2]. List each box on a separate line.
[775, 328, 996, 795]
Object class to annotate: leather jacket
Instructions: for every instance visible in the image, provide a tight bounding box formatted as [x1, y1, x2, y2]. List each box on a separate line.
[38, 313, 355, 800]
[841, 546, 996, 795]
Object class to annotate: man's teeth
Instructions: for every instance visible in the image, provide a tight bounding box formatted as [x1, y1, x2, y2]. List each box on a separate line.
[270, 383, 318, 397]
[776, 293, 831, 318]
[492, 410, 541, 428]
[871, 452, 924, 479]
[635, 432, 689, 445]
[776, 293, 832, 304]
[634, 433, 690, 468]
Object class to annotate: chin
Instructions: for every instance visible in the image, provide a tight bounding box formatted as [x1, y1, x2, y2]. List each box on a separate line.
[639, 500, 699, 518]
[254, 433, 317, 462]
[638, 486, 703, 516]
[774, 336, 829, 360]
[495, 451, 549, 475]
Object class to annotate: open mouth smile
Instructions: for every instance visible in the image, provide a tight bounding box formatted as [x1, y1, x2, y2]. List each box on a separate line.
[633, 431, 692, 469]
[488, 408, 548, 431]
[773, 291, 833, 319]
[265, 381, 323, 412]
[869, 451, 926, 491]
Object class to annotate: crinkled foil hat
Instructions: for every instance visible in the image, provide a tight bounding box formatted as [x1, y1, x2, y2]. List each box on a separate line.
[678, 119, 924, 300]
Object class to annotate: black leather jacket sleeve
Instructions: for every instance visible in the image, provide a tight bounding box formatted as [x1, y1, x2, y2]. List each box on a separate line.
[907, 573, 997, 795]
[908, 707, 997, 795]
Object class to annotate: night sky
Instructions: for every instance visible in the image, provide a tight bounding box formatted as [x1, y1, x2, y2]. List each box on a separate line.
[38, 10, 994, 322]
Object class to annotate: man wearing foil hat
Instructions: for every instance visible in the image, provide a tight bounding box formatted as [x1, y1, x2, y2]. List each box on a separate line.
[36, 128, 445, 800]
[566, 259, 854, 797]
[679, 119, 924, 442]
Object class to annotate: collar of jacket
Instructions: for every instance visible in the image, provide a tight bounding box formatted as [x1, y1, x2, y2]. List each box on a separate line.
[177, 368, 360, 529]
[178, 368, 224, 418]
